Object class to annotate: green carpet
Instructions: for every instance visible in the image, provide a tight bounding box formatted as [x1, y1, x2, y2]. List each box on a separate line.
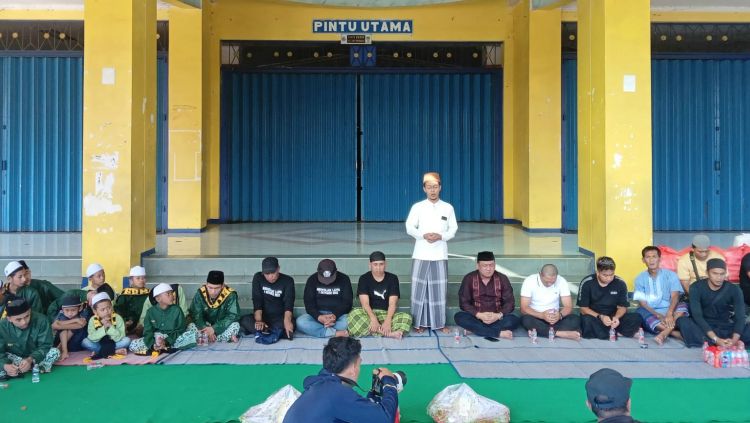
[2, 364, 750, 422]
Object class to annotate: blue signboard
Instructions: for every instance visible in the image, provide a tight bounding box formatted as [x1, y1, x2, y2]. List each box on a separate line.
[313, 19, 413, 34]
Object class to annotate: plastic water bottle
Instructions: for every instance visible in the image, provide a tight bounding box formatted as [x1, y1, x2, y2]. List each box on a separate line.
[529, 328, 538, 344]
[609, 327, 617, 342]
[31, 364, 40, 383]
[0, 383, 8, 390]
[454, 328, 461, 344]
[548, 327, 555, 343]
[86, 361, 104, 371]
[721, 351, 730, 368]
[702, 341, 709, 362]
[638, 327, 648, 349]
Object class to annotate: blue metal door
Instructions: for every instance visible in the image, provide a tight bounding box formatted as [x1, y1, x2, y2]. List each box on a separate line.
[220, 71, 357, 221]
[360, 72, 502, 221]
[562, 57, 750, 231]
[0, 55, 83, 231]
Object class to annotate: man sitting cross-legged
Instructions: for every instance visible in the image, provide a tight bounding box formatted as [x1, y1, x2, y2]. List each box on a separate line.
[520, 264, 581, 340]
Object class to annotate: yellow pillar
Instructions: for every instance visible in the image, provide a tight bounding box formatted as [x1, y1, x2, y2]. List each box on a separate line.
[511, 1, 562, 229]
[168, 7, 206, 230]
[577, 0, 653, 286]
[82, 0, 157, 290]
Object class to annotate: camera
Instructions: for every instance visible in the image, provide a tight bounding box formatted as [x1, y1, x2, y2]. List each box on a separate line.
[370, 369, 407, 398]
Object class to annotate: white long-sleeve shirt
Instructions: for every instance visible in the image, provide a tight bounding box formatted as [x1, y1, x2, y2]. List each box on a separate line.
[405, 199, 458, 261]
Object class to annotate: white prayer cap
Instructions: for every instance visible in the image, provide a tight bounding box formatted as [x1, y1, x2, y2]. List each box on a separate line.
[4, 261, 23, 277]
[153, 283, 173, 298]
[86, 263, 104, 278]
[129, 266, 146, 277]
[91, 292, 111, 307]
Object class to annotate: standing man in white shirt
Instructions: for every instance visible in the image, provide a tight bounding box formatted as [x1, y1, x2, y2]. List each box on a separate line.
[520, 264, 581, 340]
[405, 172, 458, 333]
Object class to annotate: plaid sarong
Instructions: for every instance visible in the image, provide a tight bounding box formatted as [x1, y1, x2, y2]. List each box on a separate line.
[348, 307, 413, 337]
[410, 259, 448, 329]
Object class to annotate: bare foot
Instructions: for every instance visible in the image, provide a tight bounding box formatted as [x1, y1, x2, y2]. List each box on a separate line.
[60, 351, 70, 361]
[556, 330, 581, 341]
[654, 334, 666, 345]
[115, 348, 128, 356]
[386, 331, 404, 340]
[335, 330, 349, 337]
[230, 335, 239, 343]
[440, 327, 452, 334]
[414, 327, 425, 334]
[499, 330, 513, 340]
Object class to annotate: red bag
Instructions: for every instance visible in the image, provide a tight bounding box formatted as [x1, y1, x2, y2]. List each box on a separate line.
[658, 245, 691, 272]
[723, 245, 750, 282]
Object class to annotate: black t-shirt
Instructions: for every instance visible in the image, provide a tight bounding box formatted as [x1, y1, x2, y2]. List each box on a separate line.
[251, 272, 295, 320]
[357, 271, 401, 311]
[576, 273, 629, 317]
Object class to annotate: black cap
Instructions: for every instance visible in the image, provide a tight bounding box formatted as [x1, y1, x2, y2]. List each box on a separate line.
[96, 283, 115, 302]
[585, 368, 632, 410]
[207, 270, 224, 285]
[477, 251, 495, 262]
[262, 257, 279, 274]
[317, 259, 337, 285]
[61, 296, 82, 308]
[5, 298, 30, 317]
[369, 251, 386, 262]
[706, 258, 726, 271]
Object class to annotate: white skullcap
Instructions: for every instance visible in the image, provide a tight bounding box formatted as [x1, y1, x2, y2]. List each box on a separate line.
[129, 266, 146, 277]
[153, 283, 173, 298]
[91, 292, 111, 307]
[4, 261, 23, 278]
[86, 263, 104, 278]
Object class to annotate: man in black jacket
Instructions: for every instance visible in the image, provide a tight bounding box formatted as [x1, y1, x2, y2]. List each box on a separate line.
[296, 259, 353, 338]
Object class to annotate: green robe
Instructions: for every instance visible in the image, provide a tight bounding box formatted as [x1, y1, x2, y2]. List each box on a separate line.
[114, 287, 150, 326]
[29, 279, 64, 313]
[1, 286, 43, 317]
[189, 286, 240, 335]
[143, 304, 187, 349]
[138, 284, 188, 326]
[46, 289, 88, 323]
[0, 312, 53, 364]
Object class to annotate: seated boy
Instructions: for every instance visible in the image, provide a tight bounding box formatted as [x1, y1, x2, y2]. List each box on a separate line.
[18, 260, 64, 313]
[51, 296, 91, 361]
[130, 283, 198, 354]
[84, 263, 107, 291]
[82, 292, 131, 358]
[0, 299, 60, 380]
[114, 266, 150, 336]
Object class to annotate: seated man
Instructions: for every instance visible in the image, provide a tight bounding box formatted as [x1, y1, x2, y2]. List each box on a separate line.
[0, 299, 60, 380]
[283, 337, 399, 423]
[520, 264, 581, 340]
[297, 259, 353, 338]
[677, 258, 750, 348]
[348, 251, 412, 339]
[577, 257, 641, 340]
[634, 246, 688, 344]
[454, 251, 519, 339]
[239, 257, 296, 341]
[676, 234, 724, 295]
[585, 368, 639, 423]
[19, 260, 64, 313]
[2, 261, 43, 315]
[189, 270, 241, 343]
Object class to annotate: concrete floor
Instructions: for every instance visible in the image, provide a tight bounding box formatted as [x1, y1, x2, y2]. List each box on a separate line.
[0, 223, 744, 258]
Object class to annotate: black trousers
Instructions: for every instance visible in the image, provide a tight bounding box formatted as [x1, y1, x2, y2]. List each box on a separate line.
[453, 312, 520, 337]
[239, 313, 294, 339]
[521, 314, 581, 337]
[580, 313, 642, 339]
[676, 316, 750, 348]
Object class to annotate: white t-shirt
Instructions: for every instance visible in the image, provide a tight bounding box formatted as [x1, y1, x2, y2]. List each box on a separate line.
[519, 273, 571, 312]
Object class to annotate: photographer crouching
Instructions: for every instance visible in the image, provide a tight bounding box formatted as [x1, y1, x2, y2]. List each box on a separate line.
[283, 336, 403, 423]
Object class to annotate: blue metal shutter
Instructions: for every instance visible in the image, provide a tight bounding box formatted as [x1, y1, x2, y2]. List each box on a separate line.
[0, 56, 83, 232]
[561, 58, 578, 231]
[360, 72, 502, 221]
[156, 56, 168, 232]
[220, 72, 357, 221]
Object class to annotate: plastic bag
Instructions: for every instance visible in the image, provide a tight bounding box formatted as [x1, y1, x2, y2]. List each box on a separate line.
[240, 385, 301, 423]
[724, 245, 750, 282]
[657, 245, 690, 272]
[427, 383, 510, 423]
[733, 234, 750, 247]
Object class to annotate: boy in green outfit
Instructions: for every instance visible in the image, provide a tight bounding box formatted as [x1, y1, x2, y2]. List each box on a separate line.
[115, 266, 150, 336]
[130, 283, 198, 354]
[82, 292, 131, 358]
[2, 261, 43, 316]
[18, 260, 64, 313]
[189, 270, 241, 343]
[0, 298, 60, 380]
